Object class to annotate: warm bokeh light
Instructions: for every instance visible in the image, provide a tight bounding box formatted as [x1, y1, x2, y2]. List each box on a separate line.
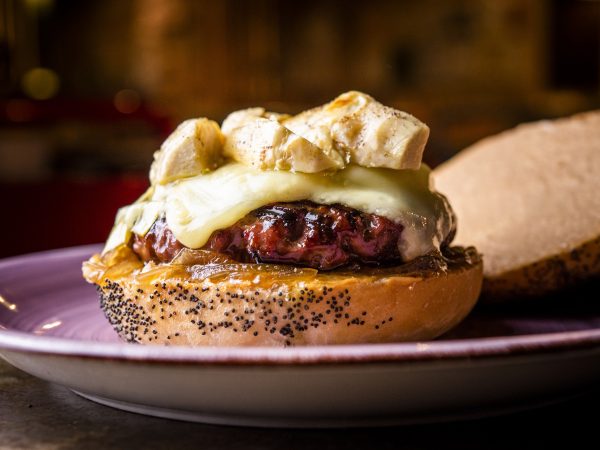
[21, 67, 60, 100]
[23, 0, 54, 14]
[114, 89, 142, 114]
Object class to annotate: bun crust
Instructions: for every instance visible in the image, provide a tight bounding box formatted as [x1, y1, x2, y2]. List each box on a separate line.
[483, 235, 600, 302]
[84, 247, 482, 346]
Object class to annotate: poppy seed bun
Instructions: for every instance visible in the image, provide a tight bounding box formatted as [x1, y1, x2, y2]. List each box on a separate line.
[83, 247, 482, 346]
[433, 111, 600, 302]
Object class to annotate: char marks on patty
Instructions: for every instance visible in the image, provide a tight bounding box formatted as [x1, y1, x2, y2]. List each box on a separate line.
[133, 201, 405, 270]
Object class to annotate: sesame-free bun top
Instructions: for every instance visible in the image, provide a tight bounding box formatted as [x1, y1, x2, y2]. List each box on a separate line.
[433, 111, 600, 300]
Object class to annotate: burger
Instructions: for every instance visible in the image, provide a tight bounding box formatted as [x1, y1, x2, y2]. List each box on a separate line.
[82, 91, 483, 346]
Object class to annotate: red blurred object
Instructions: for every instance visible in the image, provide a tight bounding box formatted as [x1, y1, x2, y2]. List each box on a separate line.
[1, 99, 172, 135]
[0, 177, 148, 258]
[0, 96, 167, 259]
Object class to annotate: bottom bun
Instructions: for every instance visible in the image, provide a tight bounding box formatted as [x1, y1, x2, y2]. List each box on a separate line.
[83, 246, 483, 346]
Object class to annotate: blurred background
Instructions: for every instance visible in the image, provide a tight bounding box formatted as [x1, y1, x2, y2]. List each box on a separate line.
[0, 0, 599, 257]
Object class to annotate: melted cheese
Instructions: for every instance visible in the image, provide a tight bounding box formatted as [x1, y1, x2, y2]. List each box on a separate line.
[104, 162, 454, 262]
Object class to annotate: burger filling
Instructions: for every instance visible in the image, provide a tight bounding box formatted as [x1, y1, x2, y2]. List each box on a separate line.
[101, 92, 457, 273]
[105, 162, 455, 267]
[132, 201, 410, 270]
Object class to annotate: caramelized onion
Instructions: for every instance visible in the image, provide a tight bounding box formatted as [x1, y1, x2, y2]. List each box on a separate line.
[189, 262, 318, 283]
[82, 245, 143, 283]
[170, 248, 237, 265]
[159, 248, 318, 283]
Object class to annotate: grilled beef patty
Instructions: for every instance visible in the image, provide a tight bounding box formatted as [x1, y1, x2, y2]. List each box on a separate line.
[133, 201, 406, 270]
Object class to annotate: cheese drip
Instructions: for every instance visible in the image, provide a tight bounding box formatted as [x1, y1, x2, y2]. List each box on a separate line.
[104, 162, 454, 261]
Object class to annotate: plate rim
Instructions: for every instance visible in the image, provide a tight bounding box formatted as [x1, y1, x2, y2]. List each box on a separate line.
[1, 245, 600, 367]
[1, 327, 600, 366]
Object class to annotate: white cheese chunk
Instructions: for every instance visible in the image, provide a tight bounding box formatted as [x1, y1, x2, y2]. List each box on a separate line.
[149, 118, 225, 185]
[223, 118, 345, 172]
[221, 107, 290, 134]
[284, 91, 429, 170]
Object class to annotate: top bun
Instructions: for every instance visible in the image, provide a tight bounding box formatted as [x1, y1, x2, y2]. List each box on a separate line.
[433, 111, 600, 301]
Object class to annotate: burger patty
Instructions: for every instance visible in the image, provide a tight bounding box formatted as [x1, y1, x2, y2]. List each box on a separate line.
[132, 201, 405, 270]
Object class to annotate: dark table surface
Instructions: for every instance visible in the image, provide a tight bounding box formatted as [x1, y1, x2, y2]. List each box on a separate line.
[1, 358, 597, 450]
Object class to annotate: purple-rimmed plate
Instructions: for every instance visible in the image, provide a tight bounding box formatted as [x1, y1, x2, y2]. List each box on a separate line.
[0, 245, 599, 427]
